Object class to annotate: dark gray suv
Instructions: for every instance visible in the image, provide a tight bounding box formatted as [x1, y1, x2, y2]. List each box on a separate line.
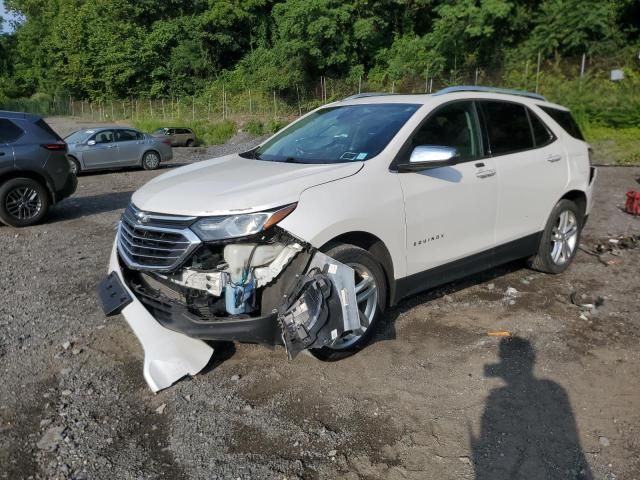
[0, 111, 77, 227]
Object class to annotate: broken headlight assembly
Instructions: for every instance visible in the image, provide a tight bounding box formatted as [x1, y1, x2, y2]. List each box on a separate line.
[190, 203, 297, 241]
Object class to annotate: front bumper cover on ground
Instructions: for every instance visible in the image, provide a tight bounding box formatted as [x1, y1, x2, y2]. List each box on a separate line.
[99, 243, 214, 392]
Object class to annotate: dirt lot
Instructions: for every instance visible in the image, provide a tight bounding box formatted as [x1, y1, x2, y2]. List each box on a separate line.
[1, 125, 639, 479]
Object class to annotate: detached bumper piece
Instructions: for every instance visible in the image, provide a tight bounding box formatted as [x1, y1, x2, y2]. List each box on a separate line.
[97, 272, 133, 316]
[279, 270, 345, 359]
[278, 251, 360, 359]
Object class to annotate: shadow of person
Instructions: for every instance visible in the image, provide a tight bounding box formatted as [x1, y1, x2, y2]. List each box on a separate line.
[471, 337, 592, 480]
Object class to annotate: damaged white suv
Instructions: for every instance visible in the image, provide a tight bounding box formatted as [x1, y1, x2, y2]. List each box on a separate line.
[98, 86, 596, 391]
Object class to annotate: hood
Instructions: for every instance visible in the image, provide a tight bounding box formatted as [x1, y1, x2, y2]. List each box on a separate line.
[131, 154, 363, 216]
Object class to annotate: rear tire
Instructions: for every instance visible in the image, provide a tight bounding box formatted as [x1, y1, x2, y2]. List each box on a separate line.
[310, 243, 387, 361]
[529, 199, 582, 274]
[0, 178, 50, 227]
[142, 151, 161, 170]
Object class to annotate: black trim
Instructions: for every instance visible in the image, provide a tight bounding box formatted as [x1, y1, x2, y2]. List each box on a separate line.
[53, 171, 77, 203]
[130, 280, 283, 344]
[97, 272, 133, 316]
[392, 232, 542, 304]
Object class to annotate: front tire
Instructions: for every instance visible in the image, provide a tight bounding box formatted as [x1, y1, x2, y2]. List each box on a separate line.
[529, 199, 582, 274]
[68, 157, 81, 175]
[311, 243, 387, 361]
[185, 139, 194, 147]
[0, 178, 50, 227]
[142, 151, 161, 170]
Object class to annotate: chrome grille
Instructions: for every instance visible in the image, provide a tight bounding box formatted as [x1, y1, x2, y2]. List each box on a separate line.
[117, 204, 201, 272]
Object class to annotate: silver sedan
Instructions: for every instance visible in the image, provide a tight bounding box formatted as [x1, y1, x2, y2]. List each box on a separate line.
[65, 127, 173, 174]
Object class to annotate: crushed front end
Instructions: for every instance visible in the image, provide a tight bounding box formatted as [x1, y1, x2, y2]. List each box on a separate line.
[98, 203, 359, 391]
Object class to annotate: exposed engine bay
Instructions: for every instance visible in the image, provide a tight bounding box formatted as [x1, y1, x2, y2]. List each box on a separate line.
[119, 227, 360, 360]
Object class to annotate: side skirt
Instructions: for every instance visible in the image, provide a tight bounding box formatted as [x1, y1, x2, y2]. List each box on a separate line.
[393, 232, 542, 304]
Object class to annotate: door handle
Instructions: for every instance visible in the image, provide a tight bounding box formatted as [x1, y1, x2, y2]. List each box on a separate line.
[0, 152, 5, 156]
[547, 153, 562, 163]
[476, 169, 496, 178]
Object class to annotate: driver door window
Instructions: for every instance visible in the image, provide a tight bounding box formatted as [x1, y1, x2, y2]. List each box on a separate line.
[411, 102, 482, 161]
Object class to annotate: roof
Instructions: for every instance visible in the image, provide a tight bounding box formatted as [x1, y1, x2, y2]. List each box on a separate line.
[0, 110, 42, 121]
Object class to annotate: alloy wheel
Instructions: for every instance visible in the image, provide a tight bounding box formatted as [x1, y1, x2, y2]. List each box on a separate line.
[550, 210, 579, 265]
[5, 186, 43, 221]
[144, 152, 160, 169]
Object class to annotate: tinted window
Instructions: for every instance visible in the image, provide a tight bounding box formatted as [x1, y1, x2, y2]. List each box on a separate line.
[0, 119, 24, 143]
[412, 101, 480, 160]
[35, 119, 63, 141]
[177, 129, 188, 134]
[116, 129, 139, 142]
[529, 109, 554, 147]
[539, 106, 584, 140]
[481, 101, 533, 155]
[93, 130, 114, 144]
[250, 103, 420, 164]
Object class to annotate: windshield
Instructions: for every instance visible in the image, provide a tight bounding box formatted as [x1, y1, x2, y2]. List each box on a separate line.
[64, 130, 95, 144]
[247, 103, 420, 164]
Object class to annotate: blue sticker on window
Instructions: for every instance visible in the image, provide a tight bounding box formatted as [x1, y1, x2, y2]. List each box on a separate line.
[356, 153, 367, 160]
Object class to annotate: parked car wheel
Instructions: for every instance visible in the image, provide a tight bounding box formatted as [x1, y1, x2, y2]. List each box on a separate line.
[142, 151, 161, 170]
[529, 199, 582, 274]
[311, 243, 387, 361]
[0, 177, 50, 227]
[68, 156, 81, 175]
[185, 139, 194, 147]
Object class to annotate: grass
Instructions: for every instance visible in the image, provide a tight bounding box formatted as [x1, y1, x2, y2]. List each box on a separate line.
[584, 126, 640, 165]
[133, 118, 237, 146]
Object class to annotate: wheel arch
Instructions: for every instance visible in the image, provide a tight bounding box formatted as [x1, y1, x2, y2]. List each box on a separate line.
[0, 170, 54, 203]
[560, 189, 587, 222]
[320, 231, 396, 307]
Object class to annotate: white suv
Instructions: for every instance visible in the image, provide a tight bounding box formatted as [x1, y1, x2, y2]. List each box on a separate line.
[98, 86, 597, 391]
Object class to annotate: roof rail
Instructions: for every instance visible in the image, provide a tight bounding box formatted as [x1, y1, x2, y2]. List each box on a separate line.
[342, 92, 397, 101]
[434, 86, 546, 101]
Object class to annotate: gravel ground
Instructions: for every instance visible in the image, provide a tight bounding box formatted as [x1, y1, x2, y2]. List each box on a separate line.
[1, 124, 639, 479]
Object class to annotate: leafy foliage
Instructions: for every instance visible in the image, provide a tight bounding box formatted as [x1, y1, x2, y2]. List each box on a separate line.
[2, 0, 637, 101]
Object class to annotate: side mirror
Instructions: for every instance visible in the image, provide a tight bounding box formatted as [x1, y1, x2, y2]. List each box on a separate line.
[397, 145, 460, 172]
[87, 140, 96, 146]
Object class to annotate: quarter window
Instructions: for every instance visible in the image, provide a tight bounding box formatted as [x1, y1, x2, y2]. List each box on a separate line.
[0, 119, 24, 143]
[539, 106, 584, 140]
[480, 101, 534, 155]
[412, 101, 480, 160]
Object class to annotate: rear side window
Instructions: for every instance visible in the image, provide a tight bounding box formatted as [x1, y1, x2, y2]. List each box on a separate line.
[528, 110, 555, 147]
[0, 119, 24, 143]
[539, 106, 584, 140]
[115, 129, 140, 142]
[34, 119, 63, 141]
[480, 101, 533, 155]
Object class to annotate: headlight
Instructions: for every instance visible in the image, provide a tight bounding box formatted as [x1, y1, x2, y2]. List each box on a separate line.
[190, 203, 297, 241]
